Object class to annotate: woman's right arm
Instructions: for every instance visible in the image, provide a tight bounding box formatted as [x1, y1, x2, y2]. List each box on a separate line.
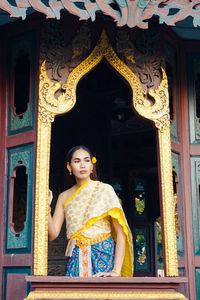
[48, 191, 65, 241]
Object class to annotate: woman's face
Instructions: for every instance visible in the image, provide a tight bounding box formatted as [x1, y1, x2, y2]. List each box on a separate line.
[67, 148, 93, 180]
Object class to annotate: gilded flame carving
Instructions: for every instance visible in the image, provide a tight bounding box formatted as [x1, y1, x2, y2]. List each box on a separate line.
[35, 29, 178, 276]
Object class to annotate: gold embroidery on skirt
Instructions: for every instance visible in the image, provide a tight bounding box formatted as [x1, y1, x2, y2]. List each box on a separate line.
[75, 233, 111, 249]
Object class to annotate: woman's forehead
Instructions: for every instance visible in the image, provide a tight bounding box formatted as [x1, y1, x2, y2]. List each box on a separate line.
[72, 148, 90, 159]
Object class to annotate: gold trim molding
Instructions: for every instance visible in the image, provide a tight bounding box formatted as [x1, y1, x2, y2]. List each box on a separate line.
[34, 30, 178, 276]
[25, 290, 187, 300]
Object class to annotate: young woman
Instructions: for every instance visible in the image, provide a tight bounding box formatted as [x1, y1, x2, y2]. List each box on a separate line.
[48, 145, 133, 277]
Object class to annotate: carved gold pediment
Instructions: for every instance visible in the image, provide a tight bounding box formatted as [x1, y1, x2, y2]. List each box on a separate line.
[39, 30, 170, 131]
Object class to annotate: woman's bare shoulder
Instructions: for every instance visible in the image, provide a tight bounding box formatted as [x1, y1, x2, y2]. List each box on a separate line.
[57, 186, 75, 205]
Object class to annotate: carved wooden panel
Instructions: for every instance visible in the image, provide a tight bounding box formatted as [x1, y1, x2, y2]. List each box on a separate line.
[40, 21, 95, 84]
[40, 20, 164, 105]
[7, 32, 36, 135]
[2, 267, 30, 300]
[113, 26, 163, 95]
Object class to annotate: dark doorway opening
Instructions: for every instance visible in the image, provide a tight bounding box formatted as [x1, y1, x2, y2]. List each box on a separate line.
[48, 60, 161, 276]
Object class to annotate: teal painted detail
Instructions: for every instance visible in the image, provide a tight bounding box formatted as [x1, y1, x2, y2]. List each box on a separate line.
[133, 226, 151, 273]
[187, 54, 200, 144]
[170, 114, 178, 141]
[195, 268, 200, 300]
[6, 144, 33, 253]
[3, 267, 30, 300]
[7, 31, 36, 135]
[10, 103, 31, 131]
[171, 152, 184, 256]
[172, 152, 179, 179]
[138, 0, 151, 9]
[7, 226, 29, 250]
[132, 0, 150, 27]
[9, 149, 31, 176]
[190, 157, 200, 255]
[178, 267, 185, 276]
[115, 0, 126, 8]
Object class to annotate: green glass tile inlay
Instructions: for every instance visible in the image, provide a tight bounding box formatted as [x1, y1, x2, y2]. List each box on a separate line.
[10, 103, 31, 131]
[178, 267, 185, 276]
[156, 217, 163, 270]
[7, 32, 36, 135]
[6, 144, 33, 253]
[187, 54, 200, 144]
[172, 152, 184, 256]
[190, 157, 200, 255]
[134, 226, 151, 273]
[195, 268, 200, 300]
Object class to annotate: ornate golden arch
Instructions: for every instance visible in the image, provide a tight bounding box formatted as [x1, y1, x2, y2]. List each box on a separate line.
[34, 30, 178, 276]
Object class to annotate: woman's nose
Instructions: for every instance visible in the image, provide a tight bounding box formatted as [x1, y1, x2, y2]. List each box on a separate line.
[80, 161, 85, 167]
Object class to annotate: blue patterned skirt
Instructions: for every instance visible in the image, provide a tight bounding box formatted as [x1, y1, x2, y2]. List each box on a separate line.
[65, 235, 116, 277]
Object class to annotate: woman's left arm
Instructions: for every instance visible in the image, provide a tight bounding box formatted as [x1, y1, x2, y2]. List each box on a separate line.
[110, 218, 125, 276]
[93, 218, 125, 277]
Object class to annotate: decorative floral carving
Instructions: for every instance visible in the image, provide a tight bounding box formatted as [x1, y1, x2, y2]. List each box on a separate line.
[38, 106, 55, 125]
[116, 28, 163, 93]
[40, 22, 91, 83]
[3, 0, 200, 29]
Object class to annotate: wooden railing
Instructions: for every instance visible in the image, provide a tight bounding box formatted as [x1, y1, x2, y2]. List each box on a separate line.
[24, 276, 188, 300]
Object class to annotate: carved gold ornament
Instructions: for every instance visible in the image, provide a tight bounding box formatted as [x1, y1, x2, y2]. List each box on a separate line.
[34, 29, 178, 276]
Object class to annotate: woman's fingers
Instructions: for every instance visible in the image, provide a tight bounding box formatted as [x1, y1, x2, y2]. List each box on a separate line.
[48, 189, 53, 205]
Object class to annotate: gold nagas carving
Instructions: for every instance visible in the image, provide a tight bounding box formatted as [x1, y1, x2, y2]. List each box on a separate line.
[135, 68, 170, 131]
[39, 61, 75, 121]
[24, 290, 187, 300]
[35, 29, 178, 276]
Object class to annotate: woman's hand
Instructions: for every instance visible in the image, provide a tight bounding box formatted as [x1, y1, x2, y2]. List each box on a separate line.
[48, 189, 53, 206]
[92, 271, 120, 277]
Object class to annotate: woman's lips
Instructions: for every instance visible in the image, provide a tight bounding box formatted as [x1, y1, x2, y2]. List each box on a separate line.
[80, 170, 87, 174]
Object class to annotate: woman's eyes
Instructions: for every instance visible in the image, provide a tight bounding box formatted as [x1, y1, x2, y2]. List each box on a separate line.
[74, 159, 90, 163]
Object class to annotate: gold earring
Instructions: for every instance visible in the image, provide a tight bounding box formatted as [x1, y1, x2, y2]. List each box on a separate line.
[69, 170, 72, 175]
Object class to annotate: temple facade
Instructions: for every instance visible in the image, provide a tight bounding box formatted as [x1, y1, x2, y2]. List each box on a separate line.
[0, 1, 200, 299]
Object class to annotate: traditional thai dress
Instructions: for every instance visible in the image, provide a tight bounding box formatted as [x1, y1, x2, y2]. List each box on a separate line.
[63, 180, 133, 277]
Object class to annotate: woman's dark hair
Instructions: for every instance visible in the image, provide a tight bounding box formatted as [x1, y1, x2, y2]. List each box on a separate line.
[66, 145, 93, 163]
[65, 145, 98, 189]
